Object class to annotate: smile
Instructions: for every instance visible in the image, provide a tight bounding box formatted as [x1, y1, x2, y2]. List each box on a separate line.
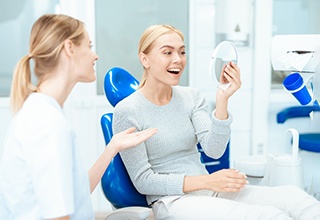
[167, 68, 180, 74]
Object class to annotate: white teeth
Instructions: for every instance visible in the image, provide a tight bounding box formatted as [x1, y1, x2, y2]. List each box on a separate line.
[168, 68, 180, 72]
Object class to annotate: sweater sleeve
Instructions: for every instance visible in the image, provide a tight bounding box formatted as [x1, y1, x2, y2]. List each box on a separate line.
[189, 88, 232, 159]
[112, 99, 185, 199]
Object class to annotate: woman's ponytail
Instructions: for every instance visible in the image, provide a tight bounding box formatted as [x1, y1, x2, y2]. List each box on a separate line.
[10, 55, 36, 114]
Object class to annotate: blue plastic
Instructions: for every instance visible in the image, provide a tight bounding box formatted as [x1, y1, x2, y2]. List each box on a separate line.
[277, 106, 320, 153]
[283, 72, 312, 105]
[197, 143, 230, 172]
[100, 113, 148, 208]
[283, 72, 303, 90]
[277, 106, 314, 124]
[104, 67, 139, 107]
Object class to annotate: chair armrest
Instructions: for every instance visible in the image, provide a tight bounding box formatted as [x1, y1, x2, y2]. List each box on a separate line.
[105, 206, 151, 220]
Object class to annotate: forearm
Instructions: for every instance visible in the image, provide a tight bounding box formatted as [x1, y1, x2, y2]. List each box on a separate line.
[183, 175, 208, 193]
[183, 169, 248, 193]
[88, 145, 117, 193]
[214, 93, 229, 120]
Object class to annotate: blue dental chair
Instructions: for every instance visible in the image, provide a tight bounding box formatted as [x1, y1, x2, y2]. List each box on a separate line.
[100, 67, 230, 219]
[100, 67, 150, 220]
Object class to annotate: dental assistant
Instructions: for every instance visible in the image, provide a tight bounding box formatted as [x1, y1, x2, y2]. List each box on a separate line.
[112, 24, 320, 220]
[0, 14, 156, 220]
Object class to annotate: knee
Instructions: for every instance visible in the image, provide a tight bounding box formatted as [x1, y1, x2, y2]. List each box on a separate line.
[257, 206, 292, 220]
[276, 185, 306, 196]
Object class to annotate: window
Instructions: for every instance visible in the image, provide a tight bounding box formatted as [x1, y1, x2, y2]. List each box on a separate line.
[0, 0, 59, 97]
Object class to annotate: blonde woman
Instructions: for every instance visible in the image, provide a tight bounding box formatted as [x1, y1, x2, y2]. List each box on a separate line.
[0, 14, 156, 220]
[112, 24, 320, 220]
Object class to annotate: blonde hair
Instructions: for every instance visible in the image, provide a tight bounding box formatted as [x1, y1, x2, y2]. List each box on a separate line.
[138, 24, 184, 88]
[10, 14, 85, 113]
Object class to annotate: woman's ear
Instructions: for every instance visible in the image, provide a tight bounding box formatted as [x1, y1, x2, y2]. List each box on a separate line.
[63, 39, 75, 57]
[139, 52, 149, 68]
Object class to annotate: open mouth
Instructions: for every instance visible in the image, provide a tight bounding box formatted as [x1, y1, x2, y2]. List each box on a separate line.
[167, 68, 180, 74]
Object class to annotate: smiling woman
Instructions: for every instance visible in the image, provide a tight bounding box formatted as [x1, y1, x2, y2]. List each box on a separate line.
[111, 24, 320, 220]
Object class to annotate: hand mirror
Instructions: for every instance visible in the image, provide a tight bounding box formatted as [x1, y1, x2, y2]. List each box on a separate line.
[209, 41, 238, 90]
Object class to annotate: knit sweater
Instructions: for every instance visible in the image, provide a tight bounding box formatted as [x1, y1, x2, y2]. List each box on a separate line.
[112, 86, 232, 205]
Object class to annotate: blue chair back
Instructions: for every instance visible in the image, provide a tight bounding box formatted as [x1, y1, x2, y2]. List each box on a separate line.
[104, 67, 139, 107]
[100, 113, 148, 209]
[101, 67, 148, 209]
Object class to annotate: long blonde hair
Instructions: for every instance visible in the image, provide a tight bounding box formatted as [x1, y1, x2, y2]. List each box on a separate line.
[10, 14, 85, 113]
[138, 24, 184, 88]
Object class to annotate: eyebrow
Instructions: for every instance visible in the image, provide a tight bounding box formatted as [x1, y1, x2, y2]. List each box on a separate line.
[159, 45, 185, 50]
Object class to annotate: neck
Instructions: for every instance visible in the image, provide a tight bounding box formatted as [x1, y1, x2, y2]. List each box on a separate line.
[37, 76, 75, 108]
[140, 83, 172, 106]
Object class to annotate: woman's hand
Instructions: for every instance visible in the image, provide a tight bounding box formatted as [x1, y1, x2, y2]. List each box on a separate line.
[218, 61, 241, 99]
[183, 169, 248, 193]
[109, 127, 157, 153]
[206, 169, 248, 192]
[214, 61, 241, 120]
[88, 127, 157, 193]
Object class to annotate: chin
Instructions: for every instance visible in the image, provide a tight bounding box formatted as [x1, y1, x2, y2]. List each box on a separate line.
[170, 78, 181, 86]
[170, 82, 180, 86]
[81, 75, 96, 83]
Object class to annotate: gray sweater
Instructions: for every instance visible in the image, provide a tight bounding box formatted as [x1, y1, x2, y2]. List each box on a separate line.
[112, 86, 232, 205]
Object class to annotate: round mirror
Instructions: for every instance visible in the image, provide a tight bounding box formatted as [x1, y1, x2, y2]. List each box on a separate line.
[209, 41, 238, 90]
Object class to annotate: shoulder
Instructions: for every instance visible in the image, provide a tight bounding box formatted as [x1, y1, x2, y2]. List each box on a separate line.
[114, 91, 144, 113]
[16, 94, 71, 136]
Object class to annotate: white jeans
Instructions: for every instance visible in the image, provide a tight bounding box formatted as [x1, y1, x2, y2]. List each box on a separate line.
[152, 185, 320, 220]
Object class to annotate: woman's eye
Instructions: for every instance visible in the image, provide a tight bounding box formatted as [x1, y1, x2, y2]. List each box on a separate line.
[164, 51, 172, 55]
[90, 44, 93, 48]
[181, 51, 186, 55]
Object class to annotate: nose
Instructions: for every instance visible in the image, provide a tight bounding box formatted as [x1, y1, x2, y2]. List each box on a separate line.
[173, 52, 182, 63]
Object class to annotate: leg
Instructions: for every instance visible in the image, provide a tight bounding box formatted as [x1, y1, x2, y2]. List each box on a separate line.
[218, 185, 320, 220]
[152, 194, 292, 220]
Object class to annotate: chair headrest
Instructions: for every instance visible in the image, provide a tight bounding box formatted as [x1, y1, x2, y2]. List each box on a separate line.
[104, 67, 139, 107]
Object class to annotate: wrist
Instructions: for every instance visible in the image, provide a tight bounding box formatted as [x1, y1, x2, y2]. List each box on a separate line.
[183, 175, 208, 192]
[104, 143, 118, 158]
